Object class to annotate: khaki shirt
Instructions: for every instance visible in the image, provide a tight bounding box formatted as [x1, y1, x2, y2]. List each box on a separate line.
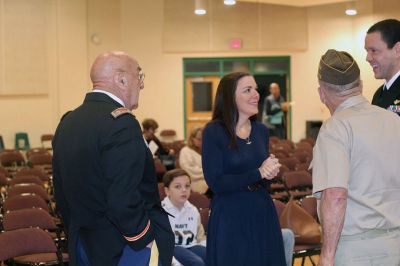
[312, 95, 400, 235]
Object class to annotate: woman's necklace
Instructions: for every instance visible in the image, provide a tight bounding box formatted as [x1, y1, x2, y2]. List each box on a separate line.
[237, 120, 252, 145]
[246, 136, 252, 145]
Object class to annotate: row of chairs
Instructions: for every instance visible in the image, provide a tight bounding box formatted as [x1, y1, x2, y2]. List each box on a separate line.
[0, 168, 68, 265]
[0, 167, 67, 265]
[0, 149, 53, 177]
[0, 133, 54, 151]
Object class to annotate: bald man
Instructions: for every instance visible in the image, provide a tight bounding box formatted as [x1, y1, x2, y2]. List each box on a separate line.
[52, 51, 174, 266]
[264, 83, 289, 139]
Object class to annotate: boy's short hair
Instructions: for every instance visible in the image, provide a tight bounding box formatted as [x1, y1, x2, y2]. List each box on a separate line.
[163, 169, 191, 188]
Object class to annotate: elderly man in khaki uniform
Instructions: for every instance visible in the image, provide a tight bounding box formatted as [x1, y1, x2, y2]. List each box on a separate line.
[312, 49, 400, 266]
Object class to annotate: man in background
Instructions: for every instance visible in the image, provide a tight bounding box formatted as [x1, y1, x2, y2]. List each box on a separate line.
[52, 51, 174, 266]
[365, 19, 400, 115]
[312, 49, 400, 266]
[264, 83, 289, 139]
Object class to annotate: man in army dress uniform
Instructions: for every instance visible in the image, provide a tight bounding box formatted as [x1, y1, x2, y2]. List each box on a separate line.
[52, 51, 174, 266]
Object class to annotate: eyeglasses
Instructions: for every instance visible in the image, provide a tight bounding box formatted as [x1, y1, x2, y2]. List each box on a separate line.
[138, 69, 145, 83]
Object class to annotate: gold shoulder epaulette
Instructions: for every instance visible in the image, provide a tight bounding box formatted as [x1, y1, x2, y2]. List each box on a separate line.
[111, 107, 133, 119]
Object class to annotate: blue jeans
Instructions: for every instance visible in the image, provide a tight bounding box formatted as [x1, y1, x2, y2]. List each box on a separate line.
[281, 229, 295, 266]
[174, 245, 206, 266]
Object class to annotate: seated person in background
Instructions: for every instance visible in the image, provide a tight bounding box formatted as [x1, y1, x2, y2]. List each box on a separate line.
[142, 118, 175, 169]
[179, 127, 208, 194]
[162, 169, 207, 266]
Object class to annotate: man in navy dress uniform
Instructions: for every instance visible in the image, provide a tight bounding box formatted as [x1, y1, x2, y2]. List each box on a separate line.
[52, 51, 174, 266]
[365, 19, 400, 115]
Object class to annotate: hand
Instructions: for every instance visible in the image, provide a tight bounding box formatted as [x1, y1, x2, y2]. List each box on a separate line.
[280, 102, 290, 112]
[146, 241, 154, 249]
[259, 154, 281, 180]
[168, 149, 175, 156]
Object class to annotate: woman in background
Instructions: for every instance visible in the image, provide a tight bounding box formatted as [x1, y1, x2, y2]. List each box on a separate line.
[179, 127, 208, 194]
[202, 72, 286, 266]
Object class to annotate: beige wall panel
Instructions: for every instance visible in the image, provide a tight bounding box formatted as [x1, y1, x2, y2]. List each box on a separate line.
[372, 0, 400, 21]
[1, 0, 54, 95]
[163, 0, 210, 52]
[0, 0, 88, 148]
[56, 0, 89, 118]
[260, 4, 308, 50]
[87, 0, 121, 65]
[121, 0, 185, 138]
[211, 1, 259, 51]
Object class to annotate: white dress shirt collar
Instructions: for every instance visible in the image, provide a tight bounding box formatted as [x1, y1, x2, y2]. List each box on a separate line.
[92, 89, 125, 107]
[384, 69, 400, 90]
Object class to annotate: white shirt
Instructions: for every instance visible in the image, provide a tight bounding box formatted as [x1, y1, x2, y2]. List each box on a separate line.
[179, 146, 203, 179]
[384, 69, 400, 90]
[92, 89, 125, 107]
[161, 197, 206, 248]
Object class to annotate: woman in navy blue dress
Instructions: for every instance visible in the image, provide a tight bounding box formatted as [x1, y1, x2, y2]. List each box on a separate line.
[202, 72, 286, 266]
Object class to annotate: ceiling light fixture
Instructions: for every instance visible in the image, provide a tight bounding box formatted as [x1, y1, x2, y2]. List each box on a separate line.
[345, 2, 357, 16]
[194, 0, 207, 15]
[224, 0, 236, 5]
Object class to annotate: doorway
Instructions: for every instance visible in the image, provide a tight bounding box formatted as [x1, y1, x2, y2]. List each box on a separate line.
[185, 76, 220, 136]
[183, 57, 291, 138]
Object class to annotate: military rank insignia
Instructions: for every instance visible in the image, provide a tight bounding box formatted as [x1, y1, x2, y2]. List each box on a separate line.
[111, 107, 133, 119]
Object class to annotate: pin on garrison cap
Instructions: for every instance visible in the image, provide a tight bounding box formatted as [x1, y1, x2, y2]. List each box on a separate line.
[318, 49, 360, 85]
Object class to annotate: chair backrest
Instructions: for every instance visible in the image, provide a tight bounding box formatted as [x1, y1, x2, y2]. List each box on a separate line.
[276, 164, 289, 180]
[188, 192, 210, 210]
[30, 153, 52, 166]
[158, 183, 166, 200]
[3, 208, 57, 231]
[199, 208, 210, 232]
[0, 150, 25, 167]
[16, 167, 49, 182]
[26, 148, 49, 159]
[300, 138, 316, 147]
[273, 199, 286, 220]
[10, 175, 44, 187]
[295, 141, 313, 150]
[0, 135, 4, 150]
[269, 136, 280, 144]
[0, 173, 8, 187]
[292, 150, 311, 164]
[15, 132, 30, 151]
[301, 196, 318, 222]
[272, 149, 290, 159]
[41, 134, 54, 142]
[171, 140, 185, 155]
[295, 162, 311, 172]
[8, 183, 50, 201]
[159, 129, 177, 142]
[3, 193, 49, 212]
[279, 157, 300, 171]
[0, 227, 57, 261]
[0, 166, 9, 176]
[283, 170, 312, 190]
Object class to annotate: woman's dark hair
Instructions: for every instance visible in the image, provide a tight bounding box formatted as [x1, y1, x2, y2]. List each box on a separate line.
[211, 72, 257, 148]
[163, 169, 191, 188]
[141, 118, 159, 131]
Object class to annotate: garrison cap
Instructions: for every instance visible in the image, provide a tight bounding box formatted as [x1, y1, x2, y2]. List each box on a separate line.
[318, 49, 360, 85]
